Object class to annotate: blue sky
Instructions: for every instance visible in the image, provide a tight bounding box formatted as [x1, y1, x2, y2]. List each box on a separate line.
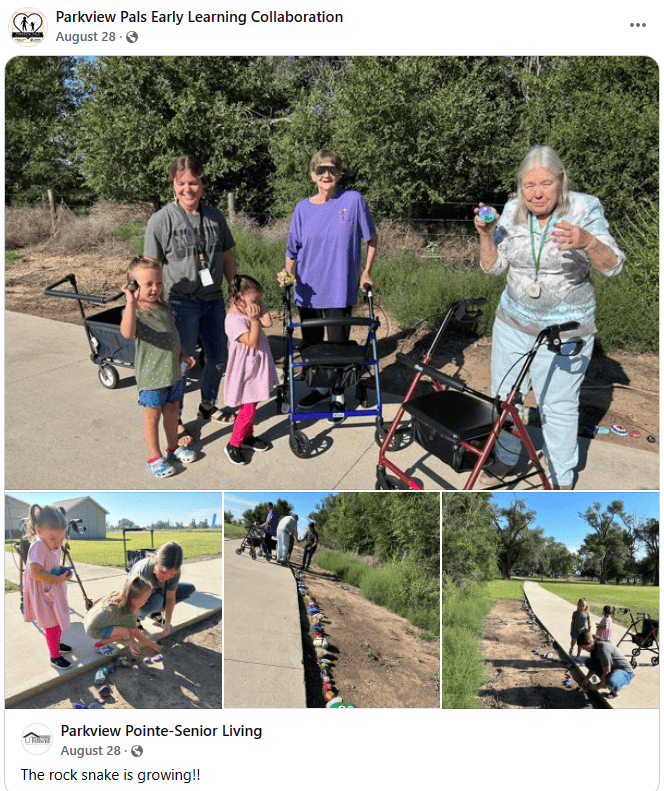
[224, 491, 337, 537]
[6, 491, 223, 528]
[488, 491, 659, 554]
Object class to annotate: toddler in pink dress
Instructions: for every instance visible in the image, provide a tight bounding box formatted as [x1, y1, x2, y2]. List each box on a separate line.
[22, 504, 74, 669]
[223, 274, 278, 465]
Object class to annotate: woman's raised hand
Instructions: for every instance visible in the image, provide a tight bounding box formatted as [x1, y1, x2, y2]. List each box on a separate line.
[473, 203, 499, 235]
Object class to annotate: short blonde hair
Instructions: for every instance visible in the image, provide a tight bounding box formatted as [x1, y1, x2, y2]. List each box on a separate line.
[310, 150, 342, 173]
[514, 145, 570, 224]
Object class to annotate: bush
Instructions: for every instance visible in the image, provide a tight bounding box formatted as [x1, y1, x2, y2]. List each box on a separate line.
[314, 550, 439, 636]
[440, 579, 493, 708]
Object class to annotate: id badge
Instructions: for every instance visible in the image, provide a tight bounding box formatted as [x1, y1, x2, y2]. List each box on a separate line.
[199, 269, 213, 287]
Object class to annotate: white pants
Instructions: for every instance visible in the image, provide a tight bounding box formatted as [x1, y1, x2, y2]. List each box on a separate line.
[491, 317, 594, 487]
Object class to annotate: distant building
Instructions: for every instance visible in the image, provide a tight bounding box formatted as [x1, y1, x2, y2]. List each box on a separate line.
[4, 495, 108, 539]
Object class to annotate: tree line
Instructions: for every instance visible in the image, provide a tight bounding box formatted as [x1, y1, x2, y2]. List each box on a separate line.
[108, 517, 219, 531]
[441, 494, 659, 586]
[235, 492, 440, 580]
[6, 56, 657, 223]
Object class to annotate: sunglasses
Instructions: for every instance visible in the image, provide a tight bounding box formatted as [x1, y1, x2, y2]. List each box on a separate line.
[314, 165, 340, 176]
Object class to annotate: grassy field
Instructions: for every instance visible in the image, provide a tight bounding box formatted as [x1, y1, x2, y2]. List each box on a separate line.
[223, 522, 247, 537]
[5, 580, 20, 594]
[536, 580, 658, 628]
[486, 579, 525, 603]
[4, 530, 223, 568]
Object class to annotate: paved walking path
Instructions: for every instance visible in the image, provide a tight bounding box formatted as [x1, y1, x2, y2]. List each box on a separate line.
[4, 557, 222, 707]
[524, 581, 658, 709]
[223, 536, 306, 708]
[5, 312, 659, 491]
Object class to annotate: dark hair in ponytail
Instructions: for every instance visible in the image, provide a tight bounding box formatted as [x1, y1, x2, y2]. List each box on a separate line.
[228, 274, 264, 307]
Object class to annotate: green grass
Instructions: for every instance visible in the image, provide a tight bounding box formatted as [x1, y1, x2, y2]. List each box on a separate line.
[536, 580, 658, 628]
[486, 579, 525, 603]
[5, 530, 222, 568]
[440, 580, 494, 708]
[6, 250, 20, 265]
[113, 219, 145, 255]
[314, 550, 439, 637]
[223, 522, 248, 537]
[5, 580, 20, 594]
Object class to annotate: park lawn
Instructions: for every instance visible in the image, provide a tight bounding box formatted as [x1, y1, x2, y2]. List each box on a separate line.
[486, 579, 524, 603]
[5, 580, 20, 593]
[536, 580, 658, 628]
[223, 522, 246, 537]
[4, 530, 222, 568]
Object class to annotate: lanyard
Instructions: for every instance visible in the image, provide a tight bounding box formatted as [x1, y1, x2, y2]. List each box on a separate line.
[175, 201, 210, 269]
[529, 213, 554, 280]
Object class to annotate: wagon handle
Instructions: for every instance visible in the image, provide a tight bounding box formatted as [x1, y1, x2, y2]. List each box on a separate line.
[44, 273, 125, 305]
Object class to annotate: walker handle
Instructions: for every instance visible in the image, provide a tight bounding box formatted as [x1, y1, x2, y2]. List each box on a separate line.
[396, 353, 465, 392]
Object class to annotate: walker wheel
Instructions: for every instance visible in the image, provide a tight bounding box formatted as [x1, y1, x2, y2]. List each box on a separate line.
[86, 598, 94, 611]
[98, 364, 119, 389]
[235, 548, 242, 555]
[289, 430, 311, 458]
[375, 474, 406, 490]
[630, 657, 637, 669]
[632, 648, 641, 659]
[275, 385, 290, 415]
[375, 423, 413, 451]
[652, 656, 659, 666]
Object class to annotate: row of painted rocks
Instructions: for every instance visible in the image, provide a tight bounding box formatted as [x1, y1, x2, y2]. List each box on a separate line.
[295, 570, 355, 709]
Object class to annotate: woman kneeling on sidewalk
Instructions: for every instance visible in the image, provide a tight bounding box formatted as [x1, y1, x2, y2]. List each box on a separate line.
[577, 629, 634, 699]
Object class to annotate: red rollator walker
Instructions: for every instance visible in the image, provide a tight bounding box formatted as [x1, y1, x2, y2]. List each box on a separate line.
[375, 298, 582, 490]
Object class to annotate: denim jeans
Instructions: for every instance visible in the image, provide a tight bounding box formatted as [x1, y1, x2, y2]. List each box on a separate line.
[583, 658, 633, 693]
[170, 298, 228, 406]
[137, 582, 196, 620]
[302, 545, 316, 569]
[490, 317, 594, 487]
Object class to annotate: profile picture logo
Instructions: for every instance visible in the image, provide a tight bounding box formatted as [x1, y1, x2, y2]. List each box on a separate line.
[21, 724, 53, 755]
[10, 8, 46, 45]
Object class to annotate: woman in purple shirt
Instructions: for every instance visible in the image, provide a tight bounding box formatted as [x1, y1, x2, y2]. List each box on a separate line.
[280, 150, 378, 421]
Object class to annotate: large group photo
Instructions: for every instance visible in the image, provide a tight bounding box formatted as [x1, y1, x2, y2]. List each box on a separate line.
[5, 55, 658, 491]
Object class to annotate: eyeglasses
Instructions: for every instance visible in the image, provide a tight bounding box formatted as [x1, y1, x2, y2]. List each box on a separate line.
[314, 165, 340, 177]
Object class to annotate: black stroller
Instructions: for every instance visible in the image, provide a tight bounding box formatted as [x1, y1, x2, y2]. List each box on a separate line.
[276, 284, 385, 458]
[376, 298, 582, 490]
[235, 525, 271, 561]
[616, 609, 659, 667]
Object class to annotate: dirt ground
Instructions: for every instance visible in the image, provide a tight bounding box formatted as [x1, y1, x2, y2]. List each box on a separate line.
[479, 600, 598, 709]
[9, 612, 222, 710]
[6, 251, 658, 454]
[287, 544, 440, 709]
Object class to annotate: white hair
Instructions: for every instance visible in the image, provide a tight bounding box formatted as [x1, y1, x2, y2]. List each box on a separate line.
[514, 145, 570, 224]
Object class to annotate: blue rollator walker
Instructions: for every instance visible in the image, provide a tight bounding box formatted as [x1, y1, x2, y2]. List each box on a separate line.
[276, 284, 385, 458]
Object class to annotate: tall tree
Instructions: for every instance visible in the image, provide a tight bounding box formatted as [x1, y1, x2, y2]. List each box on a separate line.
[440, 492, 499, 582]
[5, 56, 84, 204]
[577, 500, 629, 584]
[492, 496, 545, 580]
[635, 518, 659, 586]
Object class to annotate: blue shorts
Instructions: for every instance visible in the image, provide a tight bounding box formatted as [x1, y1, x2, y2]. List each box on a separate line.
[571, 632, 579, 640]
[138, 379, 185, 408]
[102, 626, 114, 639]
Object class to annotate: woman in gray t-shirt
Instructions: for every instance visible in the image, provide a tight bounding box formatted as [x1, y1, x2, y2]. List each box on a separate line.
[577, 630, 634, 699]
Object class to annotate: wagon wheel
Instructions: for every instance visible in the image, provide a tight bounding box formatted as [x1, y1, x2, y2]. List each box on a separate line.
[356, 381, 369, 408]
[98, 364, 119, 389]
[235, 548, 242, 555]
[652, 656, 659, 666]
[289, 430, 311, 459]
[275, 385, 290, 415]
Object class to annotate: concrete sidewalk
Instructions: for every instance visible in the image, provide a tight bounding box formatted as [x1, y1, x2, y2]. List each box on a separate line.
[6, 311, 659, 490]
[5, 557, 223, 707]
[524, 581, 658, 709]
[223, 536, 306, 708]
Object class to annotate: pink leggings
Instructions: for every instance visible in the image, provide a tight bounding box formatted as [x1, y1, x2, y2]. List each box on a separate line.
[230, 403, 257, 447]
[45, 625, 62, 658]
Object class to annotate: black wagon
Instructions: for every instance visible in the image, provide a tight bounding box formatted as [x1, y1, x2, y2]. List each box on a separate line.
[44, 273, 134, 389]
